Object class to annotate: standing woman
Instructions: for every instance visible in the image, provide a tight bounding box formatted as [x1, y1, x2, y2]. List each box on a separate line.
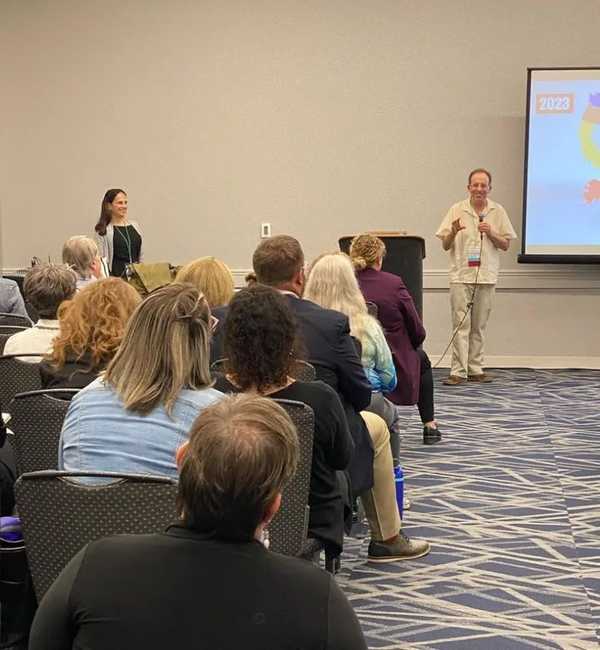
[94, 189, 143, 278]
[349, 234, 441, 445]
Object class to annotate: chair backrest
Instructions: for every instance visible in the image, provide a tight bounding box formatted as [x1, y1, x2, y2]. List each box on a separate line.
[0, 355, 42, 409]
[9, 389, 78, 475]
[290, 359, 316, 382]
[269, 399, 314, 557]
[0, 313, 32, 328]
[15, 471, 178, 600]
[366, 301, 379, 318]
[0, 326, 29, 354]
[25, 302, 39, 323]
[211, 358, 316, 383]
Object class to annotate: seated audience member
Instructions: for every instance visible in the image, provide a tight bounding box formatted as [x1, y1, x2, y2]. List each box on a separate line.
[39, 278, 141, 391]
[304, 253, 402, 457]
[30, 395, 367, 650]
[213, 285, 354, 556]
[212, 235, 430, 562]
[0, 276, 28, 319]
[350, 234, 441, 445]
[4, 264, 76, 362]
[62, 235, 103, 290]
[59, 283, 223, 479]
[175, 256, 235, 309]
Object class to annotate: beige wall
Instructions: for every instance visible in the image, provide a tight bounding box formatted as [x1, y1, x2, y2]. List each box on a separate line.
[2, 0, 599, 363]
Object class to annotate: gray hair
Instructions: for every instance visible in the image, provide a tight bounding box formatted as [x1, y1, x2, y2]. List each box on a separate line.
[23, 263, 77, 318]
[62, 236, 99, 278]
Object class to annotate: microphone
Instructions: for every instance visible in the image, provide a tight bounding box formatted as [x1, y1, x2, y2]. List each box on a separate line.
[479, 214, 484, 240]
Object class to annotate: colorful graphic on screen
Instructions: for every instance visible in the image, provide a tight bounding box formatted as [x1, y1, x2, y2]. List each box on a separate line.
[524, 69, 600, 257]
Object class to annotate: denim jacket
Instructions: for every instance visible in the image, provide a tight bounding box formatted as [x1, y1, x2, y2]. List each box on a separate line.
[59, 378, 223, 479]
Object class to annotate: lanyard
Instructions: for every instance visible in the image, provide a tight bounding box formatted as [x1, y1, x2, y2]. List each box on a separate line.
[115, 225, 133, 263]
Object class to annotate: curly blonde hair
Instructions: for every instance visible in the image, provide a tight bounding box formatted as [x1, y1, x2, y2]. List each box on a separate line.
[349, 234, 386, 271]
[47, 278, 141, 371]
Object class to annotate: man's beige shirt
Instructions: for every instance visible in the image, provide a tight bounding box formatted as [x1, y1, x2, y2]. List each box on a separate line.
[436, 198, 517, 284]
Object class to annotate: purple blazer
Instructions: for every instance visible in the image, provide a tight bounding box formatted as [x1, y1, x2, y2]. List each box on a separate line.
[357, 268, 426, 405]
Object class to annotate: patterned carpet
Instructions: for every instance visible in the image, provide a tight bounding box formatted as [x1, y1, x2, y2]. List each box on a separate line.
[339, 369, 600, 650]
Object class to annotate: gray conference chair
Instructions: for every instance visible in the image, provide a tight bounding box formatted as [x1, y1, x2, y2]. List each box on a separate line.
[0, 354, 42, 410]
[269, 399, 314, 559]
[9, 389, 78, 475]
[0, 313, 33, 328]
[15, 471, 178, 601]
[365, 301, 379, 318]
[211, 358, 316, 383]
[274, 396, 344, 573]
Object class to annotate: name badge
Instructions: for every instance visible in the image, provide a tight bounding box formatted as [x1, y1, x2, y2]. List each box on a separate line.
[467, 246, 481, 267]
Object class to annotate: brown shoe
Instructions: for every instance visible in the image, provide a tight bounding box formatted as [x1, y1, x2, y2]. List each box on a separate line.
[468, 373, 493, 383]
[443, 375, 467, 385]
[367, 532, 430, 563]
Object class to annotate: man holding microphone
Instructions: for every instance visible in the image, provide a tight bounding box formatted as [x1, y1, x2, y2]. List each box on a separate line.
[436, 169, 517, 385]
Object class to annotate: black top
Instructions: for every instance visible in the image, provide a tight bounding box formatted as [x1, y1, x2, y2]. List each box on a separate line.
[28, 525, 367, 650]
[39, 353, 100, 392]
[214, 377, 354, 553]
[111, 225, 142, 278]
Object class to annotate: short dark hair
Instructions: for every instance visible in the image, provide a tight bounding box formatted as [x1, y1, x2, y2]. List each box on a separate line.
[224, 285, 296, 392]
[468, 168, 492, 186]
[23, 264, 77, 318]
[177, 394, 299, 540]
[252, 235, 304, 286]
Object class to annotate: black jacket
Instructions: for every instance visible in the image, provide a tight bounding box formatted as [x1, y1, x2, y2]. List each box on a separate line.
[39, 352, 101, 392]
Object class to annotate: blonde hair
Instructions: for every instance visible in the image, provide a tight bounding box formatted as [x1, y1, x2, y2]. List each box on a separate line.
[47, 278, 140, 370]
[349, 234, 386, 271]
[175, 257, 234, 308]
[304, 252, 377, 347]
[62, 236, 99, 279]
[104, 283, 214, 415]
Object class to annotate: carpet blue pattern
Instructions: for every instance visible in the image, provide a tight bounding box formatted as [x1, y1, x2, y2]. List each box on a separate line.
[339, 369, 600, 649]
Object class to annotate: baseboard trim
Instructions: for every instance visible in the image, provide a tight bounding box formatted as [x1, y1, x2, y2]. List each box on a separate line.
[429, 355, 600, 369]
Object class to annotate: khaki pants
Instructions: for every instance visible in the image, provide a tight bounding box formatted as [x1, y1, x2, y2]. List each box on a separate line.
[365, 392, 401, 464]
[359, 411, 402, 541]
[449, 282, 495, 378]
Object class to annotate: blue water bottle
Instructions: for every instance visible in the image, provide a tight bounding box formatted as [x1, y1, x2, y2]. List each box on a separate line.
[394, 465, 404, 519]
